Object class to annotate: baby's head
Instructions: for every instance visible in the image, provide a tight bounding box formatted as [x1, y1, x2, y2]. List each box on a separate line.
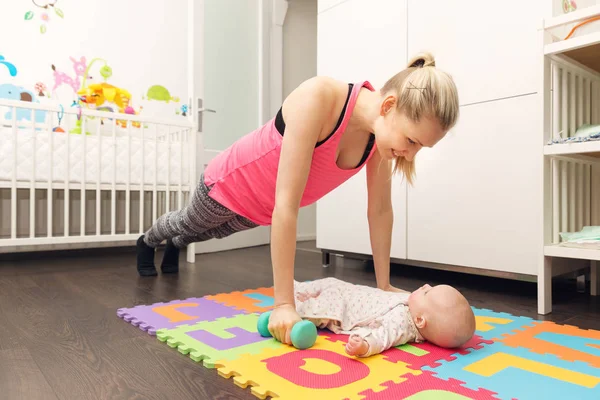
[407, 283, 475, 348]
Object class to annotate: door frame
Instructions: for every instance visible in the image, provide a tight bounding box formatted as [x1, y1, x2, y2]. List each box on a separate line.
[186, 0, 289, 261]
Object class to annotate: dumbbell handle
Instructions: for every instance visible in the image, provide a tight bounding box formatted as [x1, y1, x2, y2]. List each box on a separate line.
[257, 310, 317, 350]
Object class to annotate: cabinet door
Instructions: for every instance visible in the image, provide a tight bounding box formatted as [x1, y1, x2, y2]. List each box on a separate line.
[316, 171, 372, 255]
[407, 0, 544, 106]
[316, 169, 408, 259]
[406, 94, 540, 275]
[317, 0, 407, 88]
[318, 0, 347, 13]
[316, 0, 408, 258]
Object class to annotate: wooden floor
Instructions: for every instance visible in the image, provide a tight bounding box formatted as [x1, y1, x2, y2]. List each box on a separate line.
[0, 241, 598, 400]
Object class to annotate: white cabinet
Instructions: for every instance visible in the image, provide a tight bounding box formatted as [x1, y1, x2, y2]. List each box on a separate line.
[406, 94, 541, 275]
[316, 169, 408, 259]
[407, 0, 544, 105]
[316, 171, 372, 255]
[317, 0, 347, 13]
[316, 0, 543, 279]
[317, 0, 407, 88]
[316, 0, 409, 258]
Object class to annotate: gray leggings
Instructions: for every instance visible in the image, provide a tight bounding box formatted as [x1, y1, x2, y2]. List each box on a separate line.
[143, 174, 258, 249]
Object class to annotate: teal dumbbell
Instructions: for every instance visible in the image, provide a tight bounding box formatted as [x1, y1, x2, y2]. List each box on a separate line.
[257, 310, 317, 350]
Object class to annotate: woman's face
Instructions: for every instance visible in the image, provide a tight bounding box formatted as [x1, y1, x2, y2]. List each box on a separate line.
[373, 96, 446, 162]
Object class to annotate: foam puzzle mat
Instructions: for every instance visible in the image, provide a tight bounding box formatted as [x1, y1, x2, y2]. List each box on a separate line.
[117, 286, 600, 399]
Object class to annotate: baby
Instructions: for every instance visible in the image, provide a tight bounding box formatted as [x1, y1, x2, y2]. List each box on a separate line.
[293, 277, 475, 357]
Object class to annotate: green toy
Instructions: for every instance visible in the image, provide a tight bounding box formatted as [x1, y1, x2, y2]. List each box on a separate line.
[145, 85, 180, 103]
[257, 310, 317, 350]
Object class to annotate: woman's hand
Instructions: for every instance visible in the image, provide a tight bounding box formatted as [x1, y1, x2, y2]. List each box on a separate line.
[380, 283, 410, 294]
[268, 304, 302, 345]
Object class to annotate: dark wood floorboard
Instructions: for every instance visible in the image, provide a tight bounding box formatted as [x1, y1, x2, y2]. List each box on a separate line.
[0, 241, 598, 399]
[0, 347, 58, 400]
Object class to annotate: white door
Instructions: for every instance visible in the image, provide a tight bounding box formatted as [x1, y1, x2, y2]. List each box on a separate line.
[187, 0, 275, 257]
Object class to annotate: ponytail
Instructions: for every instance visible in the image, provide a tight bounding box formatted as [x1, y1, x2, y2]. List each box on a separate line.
[382, 52, 459, 185]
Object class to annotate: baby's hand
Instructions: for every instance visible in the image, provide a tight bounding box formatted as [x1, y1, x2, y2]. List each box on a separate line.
[345, 334, 369, 357]
[295, 290, 321, 302]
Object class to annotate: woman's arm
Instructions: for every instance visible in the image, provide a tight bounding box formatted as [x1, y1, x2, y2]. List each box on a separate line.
[269, 78, 337, 344]
[365, 149, 394, 290]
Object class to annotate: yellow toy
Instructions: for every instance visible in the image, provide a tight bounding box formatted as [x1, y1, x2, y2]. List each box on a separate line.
[77, 83, 141, 128]
[77, 82, 132, 113]
[71, 57, 142, 132]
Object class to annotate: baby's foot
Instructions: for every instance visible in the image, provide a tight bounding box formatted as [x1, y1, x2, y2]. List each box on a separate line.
[345, 334, 369, 357]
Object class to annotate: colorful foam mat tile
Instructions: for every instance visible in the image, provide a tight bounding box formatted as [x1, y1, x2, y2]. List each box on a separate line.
[155, 313, 283, 368]
[215, 333, 423, 400]
[116, 297, 244, 335]
[472, 307, 540, 341]
[422, 340, 600, 400]
[357, 370, 502, 400]
[205, 286, 275, 313]
[498, 320, 600, 369]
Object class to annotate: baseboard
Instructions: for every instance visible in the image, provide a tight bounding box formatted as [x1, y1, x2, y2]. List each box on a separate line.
[319, 248, 540, 283]
[194, 225, 271, 254]
[297, 234, 316, 241]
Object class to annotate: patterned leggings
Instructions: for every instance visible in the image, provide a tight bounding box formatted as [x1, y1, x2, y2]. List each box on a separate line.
[143, 174, 259, 249]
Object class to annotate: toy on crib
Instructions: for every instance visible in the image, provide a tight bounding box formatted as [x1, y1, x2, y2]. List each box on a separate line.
[77, 83, 141, 128]
[77, 82, 132, 113]
[257, 310, 317, 350]
[53, 104, 65, 132]
[123, 105, 143, 128]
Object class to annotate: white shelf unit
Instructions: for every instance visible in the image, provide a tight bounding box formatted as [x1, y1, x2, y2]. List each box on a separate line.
[541, 5, 600, 314]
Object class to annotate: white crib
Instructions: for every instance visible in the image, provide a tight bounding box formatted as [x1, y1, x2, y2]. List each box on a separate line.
[0, 99, 198, 259]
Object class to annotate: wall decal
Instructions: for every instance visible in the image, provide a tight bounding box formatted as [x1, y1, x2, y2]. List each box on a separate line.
[563, 0, 578, 13]
[35, 82, 48, 97]
[0, 83, 47, 122]
[144, 85, 180, 103]
[51, 56, 87, 94]
[0, 55, 18, 77]
[25, 0, 65, 34]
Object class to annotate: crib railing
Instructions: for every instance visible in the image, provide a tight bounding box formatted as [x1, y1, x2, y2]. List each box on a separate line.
[0, 99, 197, 249]
[549, 57, 600, 243]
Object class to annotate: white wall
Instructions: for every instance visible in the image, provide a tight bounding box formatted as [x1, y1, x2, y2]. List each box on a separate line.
[0, 0, 189, 120]
[283, 0, 318, 241]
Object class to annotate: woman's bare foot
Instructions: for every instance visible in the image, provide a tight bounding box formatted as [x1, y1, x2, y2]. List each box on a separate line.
[345, 334, 369, 356]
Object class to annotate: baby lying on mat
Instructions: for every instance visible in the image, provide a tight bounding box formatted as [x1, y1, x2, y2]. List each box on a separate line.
[293, 277, 475, 357]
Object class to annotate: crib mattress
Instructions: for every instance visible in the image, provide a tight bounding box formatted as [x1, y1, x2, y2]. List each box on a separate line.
[0, 126, 190, 186]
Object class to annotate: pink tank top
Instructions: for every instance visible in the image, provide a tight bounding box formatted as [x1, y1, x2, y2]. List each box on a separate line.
[204, 80, 377, 225]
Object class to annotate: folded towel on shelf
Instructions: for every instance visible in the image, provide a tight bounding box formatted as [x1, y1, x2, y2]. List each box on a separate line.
[547, 123, 600, 145]
[560, 226, 600, 242]
[559, 226, 600, 249]
[558, 241, 600, 250]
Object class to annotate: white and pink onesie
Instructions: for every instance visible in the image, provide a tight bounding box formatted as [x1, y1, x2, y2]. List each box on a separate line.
[294, 277, 424, 357]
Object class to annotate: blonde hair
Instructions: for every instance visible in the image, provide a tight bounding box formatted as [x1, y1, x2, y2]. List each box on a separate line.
[381, 52, 459, 185]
